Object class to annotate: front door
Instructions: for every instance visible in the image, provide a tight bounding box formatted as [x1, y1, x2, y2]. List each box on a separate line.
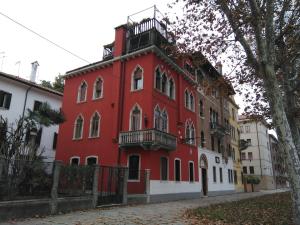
[201, 168, 207, 196]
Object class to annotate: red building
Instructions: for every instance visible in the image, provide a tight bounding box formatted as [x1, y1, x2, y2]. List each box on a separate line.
[56, 13, 201, 200]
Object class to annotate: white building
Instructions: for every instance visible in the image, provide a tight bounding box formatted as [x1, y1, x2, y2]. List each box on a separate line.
[0, 71, 62, 162]
[238, 116, 275, 190]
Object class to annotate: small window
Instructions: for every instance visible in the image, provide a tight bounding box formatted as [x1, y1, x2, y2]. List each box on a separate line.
[190, 93, 194, 111]
[89, 112, 100, 138]
[74, 115, 84, 139]
[132, 67, 143, 90]
[160, 157, 168, 181]
[200, 131, 205, 148]
[168, 78, 175, 99]
[219, 167, 223, 183]
[33, 100, 42, 111]
[247, 139, 252, 145]
[250, 166, 254, 174]
[70, 157, 79, 166]
[161, 73, 167, 93]
[93, 78, 103, 99]
[175, 159, 181, 182]
[0, 90, 12, 109]
[241, 152, 246, 160]
[213, 166, 217, 182]
[78, 81, 87, 102]
[245, 125, 250, 133]
[190, 124, 195, 145]
[199, 100, 204, 117]
[234, 170, 237, 184]
[130, 105, 141, 131]
[185, 90, 189, 108]
[52, 132, 58, 149]
[128, 155, 140, 180]
[248, 152, 253, 160]
[228, 169, 231, 183]
[87, 157, 97, 166]
[189, 161, 194, 182]
[243, 166, 247, 174]
[154, 106, 161, 130]
[240, 126, 244, 133]
[161, 110, 168, 132]
[155, 68, 161, 90]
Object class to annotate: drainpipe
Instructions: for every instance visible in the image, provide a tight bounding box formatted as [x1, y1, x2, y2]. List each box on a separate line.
[255, 121, 263, 177]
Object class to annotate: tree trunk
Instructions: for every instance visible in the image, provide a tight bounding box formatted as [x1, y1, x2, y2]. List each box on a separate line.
[263, 64, 300, 224]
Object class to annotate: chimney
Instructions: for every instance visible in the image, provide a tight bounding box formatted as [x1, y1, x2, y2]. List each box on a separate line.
[30, 61, 39, 82]
[216, 62, 222, 75]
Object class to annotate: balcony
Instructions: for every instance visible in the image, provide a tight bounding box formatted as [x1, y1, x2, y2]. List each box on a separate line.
[210, 122, 230, 138]
[119, 129, 177, 151]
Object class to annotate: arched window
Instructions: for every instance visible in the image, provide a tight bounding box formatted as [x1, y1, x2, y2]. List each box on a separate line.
[74, 115, 84, 139]
[154, 106, 161, 130]
[86, 156, 98, 165]
[185, 90, 189, 108]
[161, 73, 167, 93]
[132, 66, 143, 90]
[155, 68, 161, 90]
[93, 78, 103, 99]
[70, 157, 80, 166]
[161, 110, 168, 132]
[190, 124, 195, 145]
[168, 78, 175, 99]
[199, 100, 204, 117]
[130, 105, 141, 131]
[201, 131, 205, 148]
[190, 93, 194, 111]
[78, 81, 87, 102]
[89, 112, 100, 138]
[185, 122, 190, 142]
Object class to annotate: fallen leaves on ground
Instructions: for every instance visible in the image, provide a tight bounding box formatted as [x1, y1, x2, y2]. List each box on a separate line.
[184, 192, 293, 225]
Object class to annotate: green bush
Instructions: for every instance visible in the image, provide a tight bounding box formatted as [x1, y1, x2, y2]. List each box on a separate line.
[246, 176, 261, 184]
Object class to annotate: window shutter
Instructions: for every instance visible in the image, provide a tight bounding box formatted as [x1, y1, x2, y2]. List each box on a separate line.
[5, 93, 12, 109]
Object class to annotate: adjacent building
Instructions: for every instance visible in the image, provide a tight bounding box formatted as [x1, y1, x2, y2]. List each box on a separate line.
[0, 70, 62, 162]
[238, 116, 275, 190]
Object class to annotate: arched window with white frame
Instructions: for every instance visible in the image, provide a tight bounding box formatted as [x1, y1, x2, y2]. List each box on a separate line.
[93, 77, 103, 99]
[185, 121, 190, 142]
[190, 92, 195, 111]
[77, 81, 87, 102]
[185, 89, 189, 108]
[161, 73, 167, 94]
[161, 110, 168, 132]
[74, 115, 84, 139]
[130, 105, 142, 131]
[190, 123, 195, 145]
[168, 77, 175, 99]
[155, 68, 161, 90]
[132, 66, 143, 91]
[154, 105, 161, 130]
[89, 111, 100, 138]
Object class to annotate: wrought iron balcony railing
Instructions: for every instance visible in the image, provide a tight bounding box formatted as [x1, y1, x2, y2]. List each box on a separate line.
[119, 129, 177, 151]
[210, 122, 230, 137]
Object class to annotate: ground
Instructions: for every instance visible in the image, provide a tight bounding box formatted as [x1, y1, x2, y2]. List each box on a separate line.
[0, 189, 287, 225]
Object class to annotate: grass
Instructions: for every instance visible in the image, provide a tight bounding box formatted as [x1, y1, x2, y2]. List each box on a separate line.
[185, 192, 293, 225]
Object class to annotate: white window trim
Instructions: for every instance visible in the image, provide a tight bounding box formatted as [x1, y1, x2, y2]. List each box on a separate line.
[131, 65, 144, 91]
[70, 156, 80, 165]
[77, 80, 88, 103]
[154, 66, 162, 90]
[188, 161, 195, 183]
[161, 72, 168, 94]
[161, 108, 169, 133]
[153, 104, 161, 130]
[92, 76, 104, 100]
[85, 155, 99, 165]
[89, 111, 101, 138]
[174, 158, 181, 182]
[129, 103, 142, 131]
[160, 156, 169, 181]
[168, 77, 176, 100]
[190, 122, 196, 146]
[73, 114, 84, 140]
[127, 154, 141, 182]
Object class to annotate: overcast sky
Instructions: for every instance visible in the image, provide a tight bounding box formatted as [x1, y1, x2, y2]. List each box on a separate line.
[0, 0, 172, 82]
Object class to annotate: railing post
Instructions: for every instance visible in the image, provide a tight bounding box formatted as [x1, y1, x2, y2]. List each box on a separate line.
[50, 161, 62, 214]
[92, 165, 100, 208]
[123, 168, 128, 204]
[145, 169, 151, 203]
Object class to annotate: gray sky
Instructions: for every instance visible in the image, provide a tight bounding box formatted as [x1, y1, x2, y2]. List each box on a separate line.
[0, 0, 171, 82]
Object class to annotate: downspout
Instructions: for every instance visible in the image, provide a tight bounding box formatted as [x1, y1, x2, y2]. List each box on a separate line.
[255, 121, 263, 177]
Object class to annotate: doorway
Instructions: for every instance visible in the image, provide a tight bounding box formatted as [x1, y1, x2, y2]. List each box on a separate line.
[201, 168, 208, 196]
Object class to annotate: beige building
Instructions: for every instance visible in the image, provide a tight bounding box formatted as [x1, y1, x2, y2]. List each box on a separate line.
[238, 116, 275, 190]
[228, 97, 243, 192]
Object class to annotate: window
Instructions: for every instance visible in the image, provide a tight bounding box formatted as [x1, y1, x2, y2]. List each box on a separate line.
[89, 112, 100, 137]
[86, 156, 97, 165]
[132, 66, 143, 90]
[234, 170, 237, 184]
[248, 152, 253, 160]
[185, 123, 190, 143]
[130, 105, 141, 131]
[190, 93, 194, 111]
[185, 121, 195, 145]
[93, 77, 103, 99]
[190, 124, 195, 145]
[189, 161, 194, 182]
[78, 81, 87, 102]
[240, 126, 244, 133]
[243, 166, 247, 174]
[52, 132, 58, 149]
[185, 90, 189, 108]
[161, 73, 167, 93]
[200, 131, 205, 148]
[70, 157, 80, 166]
[168, 78, 175, 99]
[175, 159, 181, 181]
[36, 128, 42, 146]
[247, 139, 252, 145]
[155, 68, 161, 90]
[211, 135, 215, 151]
[33, 100, 42, 111]
[0, 90, 12, 109]
[219, 167, 223, 183]
[199, 100, 204, 117]
[245, 125, 250, 133]
[128, 155, 140, 180]
[213, 166, 217, 182]
[161, 110, 168, 132]
[250, 166, 254, 174]
[228, 169, 232, 183]
[241, 152, 246, 160]
[160, 157, 168, 181]
[154, 106, 161, 130]
[232, 148, 235, 160]
[74, 115, 83, 139]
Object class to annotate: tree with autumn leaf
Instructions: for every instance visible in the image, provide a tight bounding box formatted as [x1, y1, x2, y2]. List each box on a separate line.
[170, 0, 300, 223]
